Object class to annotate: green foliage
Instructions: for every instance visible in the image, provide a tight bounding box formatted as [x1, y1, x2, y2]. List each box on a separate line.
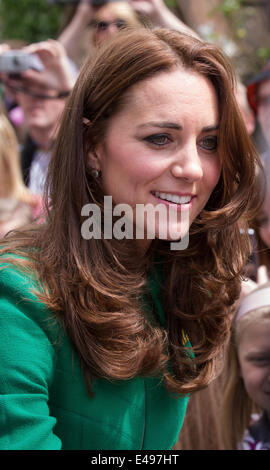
[0, 0, 62, 43]
[164, 0, 178, 8]
[220, 0, 242, 16]
[257, 47, 270, 61]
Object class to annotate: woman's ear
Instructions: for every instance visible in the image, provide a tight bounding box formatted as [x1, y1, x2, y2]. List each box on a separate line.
[82, 117, 102, 172]
[87, 147, 102, 173]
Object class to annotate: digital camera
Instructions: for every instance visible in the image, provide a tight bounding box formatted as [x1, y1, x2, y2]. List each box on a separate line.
[0, 50, 44, 74]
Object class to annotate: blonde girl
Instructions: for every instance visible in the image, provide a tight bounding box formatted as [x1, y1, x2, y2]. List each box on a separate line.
[222, 281, 270, 450]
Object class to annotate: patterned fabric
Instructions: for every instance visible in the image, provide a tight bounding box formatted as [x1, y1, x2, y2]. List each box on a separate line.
[239, 413, 270, 450]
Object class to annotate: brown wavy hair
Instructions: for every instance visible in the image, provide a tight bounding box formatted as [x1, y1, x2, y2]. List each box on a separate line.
[0, 28, 263, 396]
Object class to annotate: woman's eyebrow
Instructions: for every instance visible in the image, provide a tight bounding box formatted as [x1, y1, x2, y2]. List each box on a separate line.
[138, 121, 182, 130]
[138, 122, 219, 132]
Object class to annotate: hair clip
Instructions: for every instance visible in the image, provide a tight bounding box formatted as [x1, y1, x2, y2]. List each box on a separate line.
[82, 117, 91, 126]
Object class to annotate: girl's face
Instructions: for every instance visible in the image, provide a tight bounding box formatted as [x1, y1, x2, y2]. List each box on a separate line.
[238, 320, 270, 419]
[90, 68, 221, 251]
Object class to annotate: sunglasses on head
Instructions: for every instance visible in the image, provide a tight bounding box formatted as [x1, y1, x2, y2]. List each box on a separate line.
[94, 19, 127, 31]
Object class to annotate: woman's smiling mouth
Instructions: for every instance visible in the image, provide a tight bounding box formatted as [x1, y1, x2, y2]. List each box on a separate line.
[151, 191, 195, 210]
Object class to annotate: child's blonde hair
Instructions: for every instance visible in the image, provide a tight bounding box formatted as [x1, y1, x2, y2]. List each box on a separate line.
[0, 105, 32, 204]
[222, 281, 270, 449]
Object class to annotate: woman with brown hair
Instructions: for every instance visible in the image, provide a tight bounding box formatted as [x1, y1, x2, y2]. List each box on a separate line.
[0, 27, 262, 450]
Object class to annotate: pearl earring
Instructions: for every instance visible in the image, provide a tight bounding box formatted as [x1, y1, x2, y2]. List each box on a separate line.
[91, 169, 101, 178]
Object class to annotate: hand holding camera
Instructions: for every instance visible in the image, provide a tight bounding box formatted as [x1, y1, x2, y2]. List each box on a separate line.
[0, 50, 44, 75]
[21, 39, 76, 92]
[0, 39, 76, 99]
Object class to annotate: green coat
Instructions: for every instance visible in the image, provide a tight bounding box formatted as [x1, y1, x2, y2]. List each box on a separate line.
[0, 257, 189, 450]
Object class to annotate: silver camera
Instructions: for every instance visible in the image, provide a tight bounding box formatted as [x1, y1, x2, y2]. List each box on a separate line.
[0, 50, 44, 74]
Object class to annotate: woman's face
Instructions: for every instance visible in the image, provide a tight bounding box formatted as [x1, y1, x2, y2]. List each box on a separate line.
[93, 7, 133, 46]
[238, 320, 270, 419]
[90, 67, 222, 250]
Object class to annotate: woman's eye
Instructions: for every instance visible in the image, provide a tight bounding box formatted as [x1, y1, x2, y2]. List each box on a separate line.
[199, 135, 218, 151]
[144, 134, 171, 146]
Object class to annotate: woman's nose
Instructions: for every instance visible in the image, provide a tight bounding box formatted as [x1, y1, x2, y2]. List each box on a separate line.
[170, 142, 203, 182]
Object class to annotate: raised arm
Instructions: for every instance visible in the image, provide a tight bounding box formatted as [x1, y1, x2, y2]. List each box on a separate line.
[130, 0, 200, 38]
[58, 0, 97, 60]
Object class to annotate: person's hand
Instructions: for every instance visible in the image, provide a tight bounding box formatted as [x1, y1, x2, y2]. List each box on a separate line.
[20, 39, 76, 93]
[130, 0, 166, 20]
[0, 43, 10, 55]
[0, 43, 20, 103]
[57, 0, 100, 61]
[129, 0, 199, 38]
[78, 0, 96, 14]
[76, 0, 100, 21]
[0, 40, 76, 97]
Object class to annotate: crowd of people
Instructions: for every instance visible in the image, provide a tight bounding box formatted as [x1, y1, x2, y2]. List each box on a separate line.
[0, 0, 269, 451]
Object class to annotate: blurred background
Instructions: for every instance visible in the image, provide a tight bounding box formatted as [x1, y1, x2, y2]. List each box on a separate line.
[0, 1, 269, 451]
[0, 0, 269, 82]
